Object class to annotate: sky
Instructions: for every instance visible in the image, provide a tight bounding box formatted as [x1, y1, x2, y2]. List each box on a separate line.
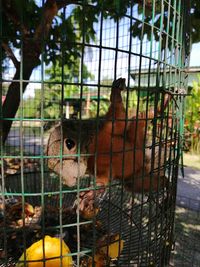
[19, 42, 200, 99]
[190, 43, 200, 66]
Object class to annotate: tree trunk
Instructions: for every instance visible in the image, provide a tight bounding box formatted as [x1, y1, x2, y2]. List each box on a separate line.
[2, 41, 41, 144]
[2, 0, 60, 144]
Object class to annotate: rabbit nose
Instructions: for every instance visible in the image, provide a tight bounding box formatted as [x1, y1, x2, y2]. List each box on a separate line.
[65, 138, 76, 150]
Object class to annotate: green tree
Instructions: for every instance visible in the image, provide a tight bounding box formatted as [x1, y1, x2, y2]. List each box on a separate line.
[1, 0, 197, 143]
[184, 76, 200, 152]
[44, 59, 94, 118]
[1, 0, 132, 143]
[22, 58, 94, 119]
[185, 79, 200, 132]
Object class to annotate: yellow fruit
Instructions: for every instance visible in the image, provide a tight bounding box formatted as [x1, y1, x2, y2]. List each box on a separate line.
[17, 235, 73, 267]
[99, 234, 124, 259]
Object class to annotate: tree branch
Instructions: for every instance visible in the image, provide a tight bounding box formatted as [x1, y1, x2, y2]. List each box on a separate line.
[33, 0, 78, 50]
[2, 0, 29, 36]
[2, 42, 19, 68]
[56, 0, 81, 10]
[2, 0, 79, 144]
[2, 0, 66, 144]
[34, 0, 58, 42]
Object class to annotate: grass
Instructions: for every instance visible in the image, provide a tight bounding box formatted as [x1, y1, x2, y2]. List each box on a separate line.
[183, 152, 200, 170]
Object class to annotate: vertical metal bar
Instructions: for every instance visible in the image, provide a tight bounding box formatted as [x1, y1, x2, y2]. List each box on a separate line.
[105, 9, 120, 266]
[166, 0, 180, 263]
[59, 6, 67, 267]
[157, 1, 172, 264]
[157, 1, 175, 264]
[118, 3, 134, 265]
[19, 2, 27, 265]
[77, 1, 87, 264]
[169, 1, 188, 264]
[180, 0, 191, 178]
[0, 0, 7, 265]
[40, 1, 46, 266]
[143, 0, 164, 264]
[141, 0, 157, 264]
[127, 1, 147, 265]
[165, 0, 177, 241]
[92, 7, 104, 267]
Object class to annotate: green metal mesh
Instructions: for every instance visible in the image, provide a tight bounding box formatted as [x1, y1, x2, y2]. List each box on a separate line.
[0, 0, 189, 266]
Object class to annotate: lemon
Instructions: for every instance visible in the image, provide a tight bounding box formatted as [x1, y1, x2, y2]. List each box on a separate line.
[17, 235, 73, 267]
[99, 234, 124, 259]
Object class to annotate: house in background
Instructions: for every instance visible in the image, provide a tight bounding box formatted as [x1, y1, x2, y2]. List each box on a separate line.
[186, 66, 200, 89]
[130, 66, 200, 92]
[62, 67, 200, 119]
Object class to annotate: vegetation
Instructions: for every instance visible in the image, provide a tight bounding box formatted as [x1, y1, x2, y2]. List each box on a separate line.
[22, 59, 94, 119]
[183, 153, 200, 170]
[184, 76, 200, 153]
[1, 0, 131, 143]
[1, 0, 199, 143]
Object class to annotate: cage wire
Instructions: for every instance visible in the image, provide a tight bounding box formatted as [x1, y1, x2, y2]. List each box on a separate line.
[0, 0, 190, 267]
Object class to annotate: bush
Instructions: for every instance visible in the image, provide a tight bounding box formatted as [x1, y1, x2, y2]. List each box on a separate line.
[184, 76, 200, 153]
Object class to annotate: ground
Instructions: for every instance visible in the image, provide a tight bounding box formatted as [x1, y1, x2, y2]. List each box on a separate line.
[172, 153, 200, 267]
[177, 166, 200, 210]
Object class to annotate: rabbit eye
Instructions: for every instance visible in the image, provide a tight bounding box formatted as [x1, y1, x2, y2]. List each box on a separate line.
[65, 138, 76, 150]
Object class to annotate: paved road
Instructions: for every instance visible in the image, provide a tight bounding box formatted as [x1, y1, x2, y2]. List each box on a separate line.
[6, 128, 48, 155]
[176, 167, 200, 211]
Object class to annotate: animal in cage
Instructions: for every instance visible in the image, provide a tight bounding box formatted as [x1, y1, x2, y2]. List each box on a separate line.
[0, 0, 189, 265]
[46, 78, 167, 199]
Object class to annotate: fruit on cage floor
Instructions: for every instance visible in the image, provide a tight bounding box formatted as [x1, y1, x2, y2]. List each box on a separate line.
[16, 235, 73, 267]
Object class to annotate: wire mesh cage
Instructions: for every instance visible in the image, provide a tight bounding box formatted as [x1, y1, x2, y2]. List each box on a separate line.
[0, 0, 190, 266]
